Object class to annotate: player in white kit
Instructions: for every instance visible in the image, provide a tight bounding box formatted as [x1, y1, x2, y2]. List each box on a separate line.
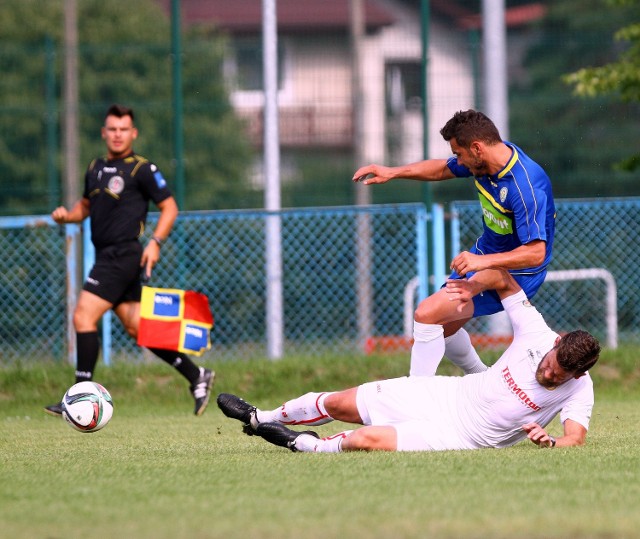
[218, 269, 600, 453]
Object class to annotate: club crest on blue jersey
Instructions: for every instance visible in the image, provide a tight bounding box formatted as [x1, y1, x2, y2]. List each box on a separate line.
[500, 187, 508, 203]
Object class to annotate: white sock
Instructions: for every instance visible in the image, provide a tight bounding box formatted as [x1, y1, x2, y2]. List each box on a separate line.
[256, 392, 335, 426]
[409, 322, 445, 376]
[295, 431, 353, 453]
[444, 328, 487, 374]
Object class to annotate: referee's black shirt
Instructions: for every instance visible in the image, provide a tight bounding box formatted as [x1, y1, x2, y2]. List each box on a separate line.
[83, 152, 172, 250]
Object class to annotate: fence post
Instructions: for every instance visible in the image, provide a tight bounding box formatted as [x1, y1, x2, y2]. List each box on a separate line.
[81, 219, 111, 365]
[65, 223, 81, 366]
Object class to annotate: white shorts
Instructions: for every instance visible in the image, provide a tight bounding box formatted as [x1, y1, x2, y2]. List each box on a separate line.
[356, 376, 471, 451]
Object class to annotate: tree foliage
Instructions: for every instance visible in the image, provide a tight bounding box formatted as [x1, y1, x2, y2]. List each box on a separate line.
[564, 0, 640, 171]
[0, 0, 253, 215]
[509, 0, 640, 197]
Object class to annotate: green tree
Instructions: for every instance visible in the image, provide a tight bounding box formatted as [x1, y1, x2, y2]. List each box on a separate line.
[0, 0, 253, 215]
[509, 0, 640, 197]
[564, 0, 640, 171]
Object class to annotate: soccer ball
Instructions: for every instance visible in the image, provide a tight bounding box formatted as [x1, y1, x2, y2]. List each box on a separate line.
[61, 381, 114, 433]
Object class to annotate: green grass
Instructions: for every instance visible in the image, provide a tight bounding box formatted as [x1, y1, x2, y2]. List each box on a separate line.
[1, 349, 639, 539]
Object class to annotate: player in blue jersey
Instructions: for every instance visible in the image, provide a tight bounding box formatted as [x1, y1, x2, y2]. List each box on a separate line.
[353, 109, 555, 377]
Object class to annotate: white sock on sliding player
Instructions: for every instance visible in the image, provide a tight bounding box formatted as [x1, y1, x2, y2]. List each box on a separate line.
[295, 431, 353, 453]
[409, 322, 445, 376]
[444, 328, 488, 374]
[256, 392, 335, 426]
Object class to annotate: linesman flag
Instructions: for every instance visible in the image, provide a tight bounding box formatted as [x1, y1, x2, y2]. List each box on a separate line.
[137, 287, 214, 356]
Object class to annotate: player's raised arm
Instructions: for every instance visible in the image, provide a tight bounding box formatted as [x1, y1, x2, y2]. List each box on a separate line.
[352, 159, 454, 185]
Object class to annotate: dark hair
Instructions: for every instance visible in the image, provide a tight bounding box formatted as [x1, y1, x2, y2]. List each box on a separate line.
[556, 330, 601, 375]
[104, 104, 134, 123]
[439, 109, 501, 148]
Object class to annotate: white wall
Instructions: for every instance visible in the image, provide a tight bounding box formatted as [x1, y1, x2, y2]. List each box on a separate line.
[373, 4, 476, 162]
[228, 2, 476, 165]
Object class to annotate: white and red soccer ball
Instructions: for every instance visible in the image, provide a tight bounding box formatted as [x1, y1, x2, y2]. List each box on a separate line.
[61, 381, 114, 433]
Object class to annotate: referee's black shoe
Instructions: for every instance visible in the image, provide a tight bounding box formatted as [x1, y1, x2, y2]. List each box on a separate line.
[256, 422, 319, 452]
[217, 393, 259, 435]
[191, 368, 215, 416]
[44, 401, 64, 417]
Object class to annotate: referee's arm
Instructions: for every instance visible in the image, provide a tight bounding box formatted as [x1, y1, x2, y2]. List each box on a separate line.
[140, 196, 178, 279]
[51, 198, 90, 224]
[152, 196, 179, 242]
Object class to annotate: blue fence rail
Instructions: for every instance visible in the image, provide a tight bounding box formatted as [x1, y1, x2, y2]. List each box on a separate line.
[1, 199, 637, 366]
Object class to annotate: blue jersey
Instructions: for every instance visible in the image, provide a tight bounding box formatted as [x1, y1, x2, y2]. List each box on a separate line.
[447, 142, 555, 274]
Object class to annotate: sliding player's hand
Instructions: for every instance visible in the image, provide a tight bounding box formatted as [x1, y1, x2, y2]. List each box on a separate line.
[444, 278, 476, 313]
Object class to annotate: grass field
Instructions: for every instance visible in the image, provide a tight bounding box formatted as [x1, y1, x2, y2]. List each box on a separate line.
[1, 349, 639, 539]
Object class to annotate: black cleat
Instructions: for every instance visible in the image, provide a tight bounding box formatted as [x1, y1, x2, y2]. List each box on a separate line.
[216, 393, 259, 435]
[256, 422, 319, 452]
[191, 368, 215, 416]
[44, 401, 64, 417]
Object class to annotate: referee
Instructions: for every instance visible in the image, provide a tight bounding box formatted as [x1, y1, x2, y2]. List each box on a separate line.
[45, 104, 214, 416]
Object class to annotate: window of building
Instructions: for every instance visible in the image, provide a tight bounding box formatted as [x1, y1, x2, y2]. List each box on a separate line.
[228, 38, 285, 93]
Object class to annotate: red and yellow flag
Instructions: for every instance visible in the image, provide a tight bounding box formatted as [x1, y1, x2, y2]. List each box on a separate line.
[137, 287, 213, 356]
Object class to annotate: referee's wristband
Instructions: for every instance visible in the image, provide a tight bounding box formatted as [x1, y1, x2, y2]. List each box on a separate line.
[151, 235, 164, 248]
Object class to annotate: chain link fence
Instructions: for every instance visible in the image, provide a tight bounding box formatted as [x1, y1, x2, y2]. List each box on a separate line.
[453, 198, 640, 347]
[0, 204, 428, 364]
[0, 216, 68, 362]
[1, 199, 637, 365]
[130, 204, 428, 361]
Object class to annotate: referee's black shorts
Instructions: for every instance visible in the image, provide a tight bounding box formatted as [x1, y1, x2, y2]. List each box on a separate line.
[83, 241, 144, 306]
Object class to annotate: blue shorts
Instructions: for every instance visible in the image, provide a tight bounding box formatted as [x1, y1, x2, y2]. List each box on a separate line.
[446, 269, 547, 318]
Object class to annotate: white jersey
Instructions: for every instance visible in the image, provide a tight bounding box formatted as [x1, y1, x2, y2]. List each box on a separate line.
[358, 290, 594, 451]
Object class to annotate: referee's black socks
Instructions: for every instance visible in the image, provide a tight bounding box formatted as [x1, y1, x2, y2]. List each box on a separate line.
[75, 331, 100, 382]
[148, 347, 201, 384]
